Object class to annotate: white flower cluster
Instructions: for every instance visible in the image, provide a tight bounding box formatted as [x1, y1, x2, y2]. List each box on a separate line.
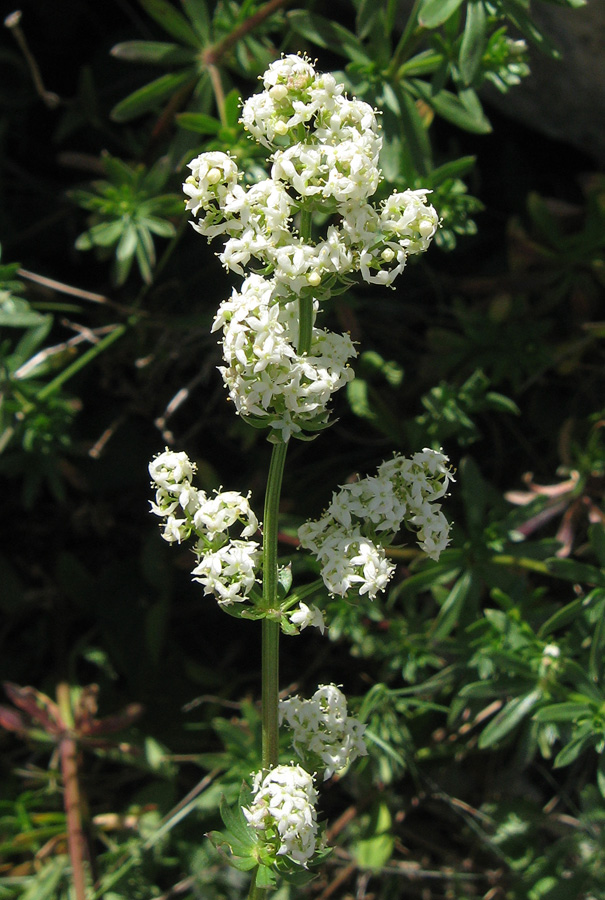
[242, 764, 318, 866]
[149, 449, 260, 606]
[280, 684, 367, 781]
[298, 448, 453, 598]
[211, 274, 357, 441]
[183, 55, 439, 439]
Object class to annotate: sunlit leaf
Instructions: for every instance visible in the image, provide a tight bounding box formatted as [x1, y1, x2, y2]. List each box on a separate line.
[418, 0, 465, 28]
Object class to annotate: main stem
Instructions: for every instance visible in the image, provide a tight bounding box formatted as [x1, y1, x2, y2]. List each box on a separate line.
[260, 207, 314, 773]
[261, 440, 288, 770]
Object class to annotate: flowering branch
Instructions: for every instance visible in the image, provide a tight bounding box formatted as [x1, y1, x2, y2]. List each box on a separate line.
[150, 53, 454, 892]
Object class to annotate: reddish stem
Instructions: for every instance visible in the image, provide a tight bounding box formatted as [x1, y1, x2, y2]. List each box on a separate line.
[202, 0, 290, 66]
[57, 684, 89, 900]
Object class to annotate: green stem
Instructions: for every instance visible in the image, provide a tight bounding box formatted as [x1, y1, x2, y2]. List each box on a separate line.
[261, 440, 288, 771]
[298, 209, 314, 355]
[37, 321, 130, 400]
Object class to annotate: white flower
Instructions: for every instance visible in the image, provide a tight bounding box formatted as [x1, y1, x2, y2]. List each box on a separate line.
[191, 539, 260, 606]
[183, 152, 241, 232]
[149, 449, 195, 490]
[379, 190, 439, 255]
[299, 449, 453, 596]
[213, 275, 356, 440]
[243, 764, 319, 866]
[192, 490, 258, 540]
[289, 602, 325, 634]
[280, 685, 367, 781]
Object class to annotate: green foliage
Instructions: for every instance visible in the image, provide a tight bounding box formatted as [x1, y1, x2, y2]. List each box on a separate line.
[71, 155, 182, 285]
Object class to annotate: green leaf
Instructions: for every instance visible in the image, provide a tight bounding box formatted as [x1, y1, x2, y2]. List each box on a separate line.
[399, 49, 444, 78]
[589, 600, 605, 684]
[20, 857, 68, 900]
[410, 79, 492, 133]
[534, 702, 591, 723]
[478, 690, 542, 748]
[111, 40, 196, 65]
[418, 0, 465, 28]
[111, 70, 194, 122]
[428, 154, 476, 186]
[180, 0, 212, 42]
[139, 0, 202, 47]
[0, 304, 48, 328]
[347, 378, 375, 421]
[431, 570, 475, 640]
[176, 111, 221, 133]
[142, 216, 176, 238]
[597, 752, 605, 798]
[393, 84, 433, 175]
[554, 725, 594, 768]
[220, 792, 255, 848]
[86, 220, 125, 247]
[458, 0, 488, 86]
[286, 10, 371, 64]
[538, 597, 584, 637]
[255, 865, 277, 889]
[116, 224, 138, 262]
[545, 557, 605, 588]
[352, 802, 394, 870]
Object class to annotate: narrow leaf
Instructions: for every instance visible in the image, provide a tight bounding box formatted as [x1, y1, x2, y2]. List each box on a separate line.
[418, 0, 465, 28]
[478, 690, 542, 748]
[554, 726, 594, 768]
[538, 597, 584, 637]
[176, 111, 221, 134]
[111, 70, 194, 122]
[393, 85, 433, 175]
[534, 702, 591, 723]
[180, 0, 212, 42]
[286, 10, 371, 64]
[111, 40, 196, 65]
[410, 79, 492, 133]
[431, 570, 473, 640]
[589, 601, 605, 683]
[546, 557, 605, 588]
[428, 155, 476, 185]
[139, 0, 201, 47]
[459, 0, 488, 86]
[86, 220, 124, 247]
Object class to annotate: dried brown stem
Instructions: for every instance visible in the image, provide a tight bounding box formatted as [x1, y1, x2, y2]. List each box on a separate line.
[202, 0, 290, 67]
[57, 683, 89, 900]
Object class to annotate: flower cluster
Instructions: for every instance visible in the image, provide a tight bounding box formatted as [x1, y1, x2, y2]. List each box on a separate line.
[298, 448, 453, 598]
[183, 54, 439, 440]
[242, 764, 318, 866]
[280, 684, 367, 781]
[211, 274, 356, 441]
[149, 449, 260, 606]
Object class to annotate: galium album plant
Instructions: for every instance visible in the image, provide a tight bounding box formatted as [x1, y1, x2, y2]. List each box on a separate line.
[149, 53, 453, 894]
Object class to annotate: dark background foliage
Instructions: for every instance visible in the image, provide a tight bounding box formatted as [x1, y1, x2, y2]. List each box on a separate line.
[1, 1, 604, 898]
